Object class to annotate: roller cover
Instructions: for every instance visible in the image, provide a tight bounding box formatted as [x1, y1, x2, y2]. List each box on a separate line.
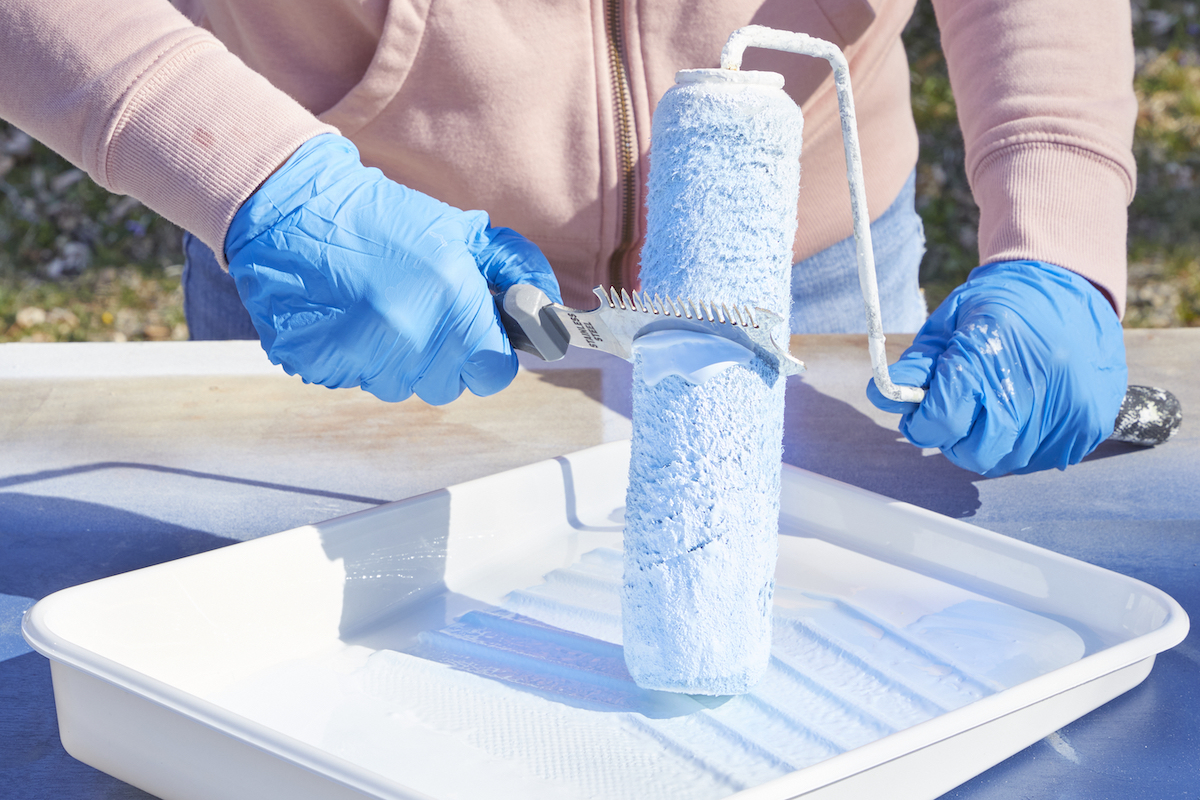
[622, 69, 802, 694]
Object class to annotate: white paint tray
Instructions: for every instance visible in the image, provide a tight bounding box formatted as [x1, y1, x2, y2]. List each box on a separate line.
[23, 440, 1188, 800]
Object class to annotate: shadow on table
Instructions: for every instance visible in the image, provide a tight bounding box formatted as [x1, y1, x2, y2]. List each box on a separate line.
[1080, 437, 1163, 464]
[0, 492, 235, 600]
[0, 494, 237, 799]
[0, 651, 158, 799]
[783, 380, 984, 519]
[0, 462, 390, 506]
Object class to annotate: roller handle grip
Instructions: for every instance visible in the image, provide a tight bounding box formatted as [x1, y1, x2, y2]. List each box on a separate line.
[1110, 385, 1182, 446]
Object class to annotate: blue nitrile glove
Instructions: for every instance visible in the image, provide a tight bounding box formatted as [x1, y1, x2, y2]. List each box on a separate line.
[866, 260, 1127, 477]
[224, 134, 561, 405]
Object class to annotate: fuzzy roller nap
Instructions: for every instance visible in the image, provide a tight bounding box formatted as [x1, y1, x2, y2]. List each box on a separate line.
[621, 69, 802, 695]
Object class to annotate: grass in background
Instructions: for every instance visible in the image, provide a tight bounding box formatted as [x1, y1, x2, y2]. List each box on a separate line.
[0, 126, 185, 342]
[3, 1, 1200, 341]
[1127, 3, 1200, 327]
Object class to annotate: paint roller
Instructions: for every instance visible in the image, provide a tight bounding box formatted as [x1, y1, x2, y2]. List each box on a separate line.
[622, 25, 1181, 697]
[624, 25, 910, 696]
[623, 25, 900, 696]
[622, 32, 804, 696]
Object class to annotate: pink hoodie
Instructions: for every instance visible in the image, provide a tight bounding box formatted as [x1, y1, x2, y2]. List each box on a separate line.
[0, 0, 1136, 313]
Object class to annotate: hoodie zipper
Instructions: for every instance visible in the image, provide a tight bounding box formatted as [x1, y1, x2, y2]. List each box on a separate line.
[604, 0, 636, 290]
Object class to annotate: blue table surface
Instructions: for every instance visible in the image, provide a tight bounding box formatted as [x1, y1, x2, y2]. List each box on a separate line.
[1, 333, 1197, 799]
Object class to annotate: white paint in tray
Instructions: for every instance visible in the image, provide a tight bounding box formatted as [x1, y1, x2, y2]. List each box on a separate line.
[216, 546, 1085, 800]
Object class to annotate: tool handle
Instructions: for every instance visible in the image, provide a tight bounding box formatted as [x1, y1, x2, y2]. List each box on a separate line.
[495, 283, 571, 363]
[1110, 385, 1183, 446]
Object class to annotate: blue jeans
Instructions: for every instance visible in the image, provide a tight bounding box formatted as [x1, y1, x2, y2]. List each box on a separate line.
[790, 168, 927, 334]
[182, 169, 926, 339]
[181, 231, 257, 340]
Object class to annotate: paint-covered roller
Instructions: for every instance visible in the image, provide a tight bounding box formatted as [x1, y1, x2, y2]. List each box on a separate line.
[621, 68, 802, 695]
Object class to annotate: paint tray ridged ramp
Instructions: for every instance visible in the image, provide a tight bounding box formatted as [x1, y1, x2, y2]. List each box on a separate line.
[23, 441, 1188, 800]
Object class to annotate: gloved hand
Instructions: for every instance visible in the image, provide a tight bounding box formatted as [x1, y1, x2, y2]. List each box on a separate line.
[224, 133, 561, 405]
[866, 260, 1127, 477]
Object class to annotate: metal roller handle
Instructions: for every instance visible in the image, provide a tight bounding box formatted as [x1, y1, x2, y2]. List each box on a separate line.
[720, 25, 924, 403]
[721, 26, 1184, 448]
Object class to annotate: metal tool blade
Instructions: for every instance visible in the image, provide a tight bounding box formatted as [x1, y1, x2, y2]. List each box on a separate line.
[498, 284, 804, 376]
